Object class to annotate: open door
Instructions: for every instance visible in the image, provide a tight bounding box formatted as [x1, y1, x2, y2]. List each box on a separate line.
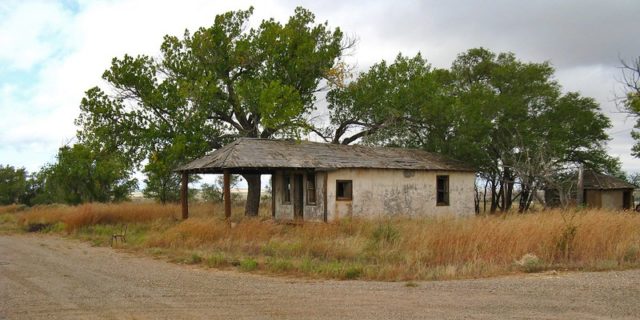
[293, 174, 304, 220]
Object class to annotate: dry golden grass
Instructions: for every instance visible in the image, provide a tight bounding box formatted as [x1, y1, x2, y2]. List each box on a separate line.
[11, 202, 640, 280]
[0, 204, 26, 214]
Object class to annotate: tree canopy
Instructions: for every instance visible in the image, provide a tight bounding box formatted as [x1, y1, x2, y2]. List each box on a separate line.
[76, 7, 348, 215]
[328, 48, 618, 212]
[62, 7, 623, 214]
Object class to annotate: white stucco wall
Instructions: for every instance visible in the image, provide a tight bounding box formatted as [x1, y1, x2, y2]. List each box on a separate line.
[273, 168, 476, 222]
[325, 168, 476, 221]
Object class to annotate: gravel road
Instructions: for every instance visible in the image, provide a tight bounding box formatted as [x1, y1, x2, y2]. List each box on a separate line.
[1, 234, 639, 319]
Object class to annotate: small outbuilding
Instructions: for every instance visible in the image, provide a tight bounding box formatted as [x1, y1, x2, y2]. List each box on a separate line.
[545, 170, 636, 210]
[581, 171, 635, 210]
[176, 138, 476, 221]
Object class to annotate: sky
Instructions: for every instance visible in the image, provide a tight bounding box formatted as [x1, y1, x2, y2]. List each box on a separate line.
[1, 0, 639, 180]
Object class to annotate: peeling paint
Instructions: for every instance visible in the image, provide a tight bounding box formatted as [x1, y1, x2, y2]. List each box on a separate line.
[274, 168, 475, 222]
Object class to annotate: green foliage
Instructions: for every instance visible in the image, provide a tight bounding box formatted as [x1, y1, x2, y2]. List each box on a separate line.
[76, 7, 346, 208]
[332, 48, 617, 212]
[239, 258, 258, 271]
[206, 252, 229, 268]
[186, 253, 203, 264]
[0, 165, 27, 205]
[200, 174, 241, 203]
[34, 144, 138, 205]
[515, 253, 545, 273]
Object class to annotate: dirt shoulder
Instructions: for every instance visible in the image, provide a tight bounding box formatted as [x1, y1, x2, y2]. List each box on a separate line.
[1, 234, 639, 319]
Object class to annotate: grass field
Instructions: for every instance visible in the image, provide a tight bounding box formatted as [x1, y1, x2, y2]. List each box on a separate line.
[2, 202, 640, 281]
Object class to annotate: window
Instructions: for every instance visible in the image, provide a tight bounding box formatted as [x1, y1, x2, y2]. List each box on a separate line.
[436, 175, 449, 206]
[306, 173, 316, 205]
[336, 180, 353, 201]
[283, 174, 291, 204]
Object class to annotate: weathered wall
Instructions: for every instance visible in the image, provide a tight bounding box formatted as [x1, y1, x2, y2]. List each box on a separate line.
[273, 170, 326, 222]
[273, 171, 293, 220]
[585, 190, 601, 208]
[325, 169, 476, 221]
[600, 190, 624, 210]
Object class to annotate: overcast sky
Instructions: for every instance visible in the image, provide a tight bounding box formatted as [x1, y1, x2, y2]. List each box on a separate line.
[1, 0, 639, 176]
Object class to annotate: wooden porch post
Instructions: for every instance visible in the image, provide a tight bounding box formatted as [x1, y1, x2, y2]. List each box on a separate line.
[181, 172, 189, 220]
[224, 169, 231, 219]
[271, 175, 276, 218]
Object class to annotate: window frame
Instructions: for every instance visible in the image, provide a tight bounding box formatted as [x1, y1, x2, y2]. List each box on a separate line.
[436, 175, 449, 206]
[282, 174, 291, 204]
[306, 173, 317, 205]
[336, 180, 353, 201]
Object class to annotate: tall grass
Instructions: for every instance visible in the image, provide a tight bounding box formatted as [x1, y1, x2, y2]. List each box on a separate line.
[11, 202, 640, 280]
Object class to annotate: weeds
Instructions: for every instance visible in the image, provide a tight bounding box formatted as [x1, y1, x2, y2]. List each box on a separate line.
[515, 253, 544, 273]
[239, 258, 258, 271]
[6, 203, 640, 281]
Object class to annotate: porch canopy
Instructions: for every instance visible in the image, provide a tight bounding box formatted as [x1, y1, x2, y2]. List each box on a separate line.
[175, 138, 474, 219]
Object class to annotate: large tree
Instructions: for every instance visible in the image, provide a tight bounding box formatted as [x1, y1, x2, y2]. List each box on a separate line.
[76, 7, 348, 215]
[328, 48, 617, 212]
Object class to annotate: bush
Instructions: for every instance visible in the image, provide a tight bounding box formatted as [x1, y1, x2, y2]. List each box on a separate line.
[206, 252, 228, 268]
[186, 253, 203, 264]
[515, 253, 544, 273]
[239, 258, 258, 271]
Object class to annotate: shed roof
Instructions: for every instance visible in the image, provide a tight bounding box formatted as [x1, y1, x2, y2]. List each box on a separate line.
[176, 138, 474, 173]
[583, 171, 636, 190]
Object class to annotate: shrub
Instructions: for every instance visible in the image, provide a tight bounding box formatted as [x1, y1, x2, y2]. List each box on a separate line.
[515, 253, 544, 273]
[186, 253, 203, 264]
[239, 258, 258, 272]
[206, 252, 228, 268]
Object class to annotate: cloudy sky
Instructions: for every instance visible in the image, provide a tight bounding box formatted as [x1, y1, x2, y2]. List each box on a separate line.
[1, 0, 639, 176]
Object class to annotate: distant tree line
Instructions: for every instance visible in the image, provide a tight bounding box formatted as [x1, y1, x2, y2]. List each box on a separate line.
[0, 144, 137, 206]
[2, 7, 635, 212]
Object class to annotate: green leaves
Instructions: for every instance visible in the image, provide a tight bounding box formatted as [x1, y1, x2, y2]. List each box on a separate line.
[0, 165, 27, 205]
[330, 47, 616, 212]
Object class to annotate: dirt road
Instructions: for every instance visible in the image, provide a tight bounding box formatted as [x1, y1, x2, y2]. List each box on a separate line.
[1, 234, 639, 319]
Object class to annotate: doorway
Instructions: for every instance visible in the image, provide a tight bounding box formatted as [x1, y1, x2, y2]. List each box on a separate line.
[623, 190, 632, 210]
[293, 174, 304, 220]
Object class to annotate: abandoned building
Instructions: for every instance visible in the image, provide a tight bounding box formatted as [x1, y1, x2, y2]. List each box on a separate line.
[176, 138, 476, 221]
[545, 170, 636, 210]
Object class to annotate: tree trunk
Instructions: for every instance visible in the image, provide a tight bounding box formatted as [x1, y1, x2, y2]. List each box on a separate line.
[243, 174, 261, 217]
[490, 179, 499, 213]
[519, 186, 529, 213]
[503, 168, 513, 212]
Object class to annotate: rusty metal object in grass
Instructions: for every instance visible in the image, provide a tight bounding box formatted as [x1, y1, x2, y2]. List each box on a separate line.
[111, 225, 127, 247]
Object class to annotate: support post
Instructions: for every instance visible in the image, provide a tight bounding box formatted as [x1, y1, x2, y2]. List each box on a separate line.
[271, 175, 276, 218]
[224, 169, 231, 220]
[181, 172, 189, 220]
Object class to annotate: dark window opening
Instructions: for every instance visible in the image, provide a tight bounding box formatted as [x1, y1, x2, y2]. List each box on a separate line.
[436, 175, 449, 206]
[307, 173, 316, 205]
[283, 174, 291, 204]
[336, 180, 353, 201]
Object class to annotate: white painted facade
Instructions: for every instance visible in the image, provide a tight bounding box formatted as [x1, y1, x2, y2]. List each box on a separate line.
[272, 168, 476, 222]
